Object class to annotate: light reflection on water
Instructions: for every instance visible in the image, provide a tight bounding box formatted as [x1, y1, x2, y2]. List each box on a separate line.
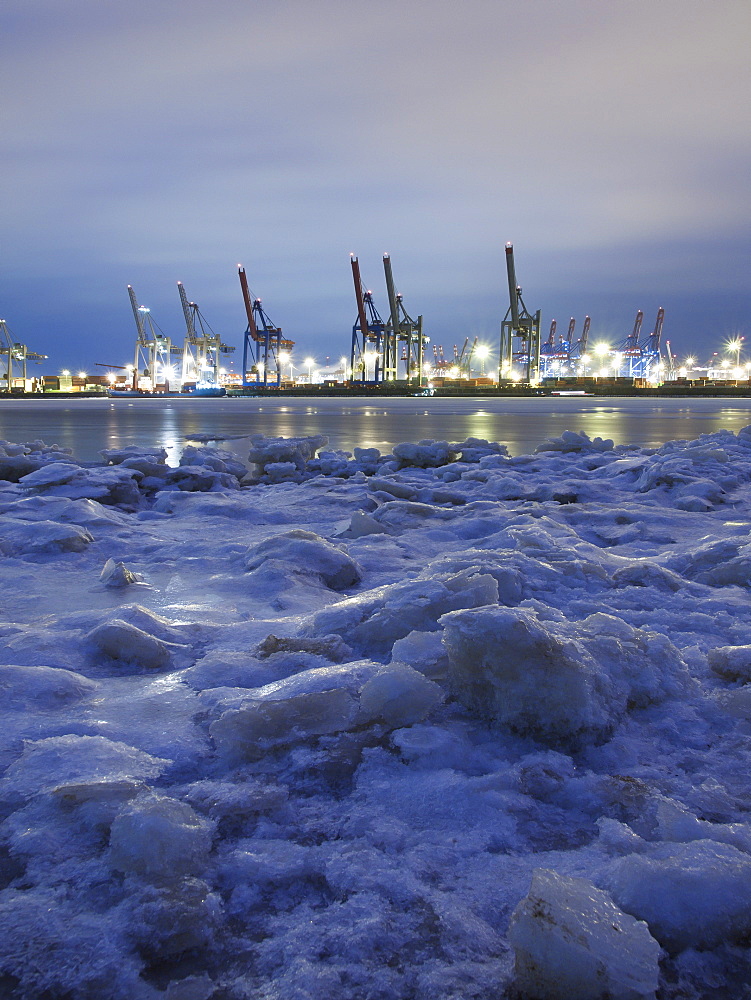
[0, 395, 751, 465]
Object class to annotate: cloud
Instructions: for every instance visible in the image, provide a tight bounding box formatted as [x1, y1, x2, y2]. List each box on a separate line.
[1, 0, 749, 366]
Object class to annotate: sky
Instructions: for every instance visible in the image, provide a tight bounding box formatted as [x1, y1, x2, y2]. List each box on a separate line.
[1, 0, 750, 375]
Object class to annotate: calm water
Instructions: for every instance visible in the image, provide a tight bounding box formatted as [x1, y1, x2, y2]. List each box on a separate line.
[1, 395, 751, 465]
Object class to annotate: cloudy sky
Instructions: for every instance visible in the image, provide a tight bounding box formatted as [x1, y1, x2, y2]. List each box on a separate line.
[1, 0, 749, 374]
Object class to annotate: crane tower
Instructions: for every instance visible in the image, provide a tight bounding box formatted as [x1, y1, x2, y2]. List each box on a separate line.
[499, 243, 541, 383]
[0, 319, 46, 392]
[178, 282, 235, 386]
[238, 267, 295, 388]
[127, 286, 176, 390]
[350, 256, 387, 383]
[382, 254, 425, 386]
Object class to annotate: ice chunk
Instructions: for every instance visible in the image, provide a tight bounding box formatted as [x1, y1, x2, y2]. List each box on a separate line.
[243, 529, 361, 590]
[535, 429, 614, 453]
[708, 644, 751, 682]
[100, 557, 139, 587]
[109, 793, 214, 876]
[390, 629, 449, 679]
[165, 465, 241, 491]
[101, 445, 168, 465]
[87, 620, 172, 670]
[337, 509, 391, 538]
[0, 663, 97, 709]
[0, 518, 93, 555]
[308, 572, 498, 658]
[508, 869, 661, 1000]
[247, 433, 328, 478]
[211, 687, 360, 761]
[392, 439, 459, 468]
[358, 663, 443, 727]
[611, 560, 684, 592]
[0, 734, 169, 802]
[209, 660, 383, 761]
[19, 461, 84, 488]
[441, 606, 618, 746]
[655, 797, 751, 854]
[608, 840, 751, 952]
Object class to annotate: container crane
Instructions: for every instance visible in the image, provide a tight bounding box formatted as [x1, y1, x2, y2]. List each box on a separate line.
[177, 282, 235, 386]
[618, 310, 644, 378]
[499, 243, 541, 383]
[567, 317, 591, 371]
[238, 267, 294, 388]
[541, 321, 557, 372]
[0, 319, 46, 392]
[541, 318, 575, 376]
[382, 254, 425, 385]
[350, 255, 387, 383]
[127, 286, 176, 390]
[640, 307, 665, 382]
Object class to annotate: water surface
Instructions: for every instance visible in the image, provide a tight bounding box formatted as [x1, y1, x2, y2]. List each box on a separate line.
[1, 395, 751, 464]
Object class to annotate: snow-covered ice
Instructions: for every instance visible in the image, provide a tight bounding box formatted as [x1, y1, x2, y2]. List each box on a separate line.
[1, 428, 751, 997]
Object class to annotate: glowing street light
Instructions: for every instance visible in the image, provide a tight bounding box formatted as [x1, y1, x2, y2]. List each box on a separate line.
[304, 357, 315, 383]
[363, 351, 377, 381]
[726, 338, 744, 366]
[475, 344, 490, 375]
[278, 351, 292, 381]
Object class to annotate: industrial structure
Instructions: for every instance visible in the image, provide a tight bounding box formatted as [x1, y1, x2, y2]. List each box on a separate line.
[128, 285, 179, 390]
[177, 282, 234, 386]
[77, 253, 689, 395]
[350, 254, 425, 386]
[123, 284, 235, 391]
[535, 308, 667, 382]
[0, 319, 46, 392]
[238, 267, 294, 388]
[500, 242, 541, 383]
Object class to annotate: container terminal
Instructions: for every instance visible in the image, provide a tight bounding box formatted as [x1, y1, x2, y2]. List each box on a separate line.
[2, 246, 748, 398]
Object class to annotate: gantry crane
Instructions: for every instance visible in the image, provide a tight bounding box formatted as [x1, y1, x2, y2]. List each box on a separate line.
[618, 310, 644, 378]
[382, 254, 425, 385]
[350, 255, 388, 383]
[127, 286, 177, 390]
[568, 316, 591, 371]
[540, 317, 575, 376]
[641, 307, 665, 381]
[499, 243, 541, 382]
[177, 282, 235, 386]
[0, 319, 46, 391]
[238, 267, 294, 388]
[616, 307, 664, 380]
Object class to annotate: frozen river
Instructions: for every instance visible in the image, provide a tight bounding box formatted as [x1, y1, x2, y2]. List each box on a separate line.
[2, 394, 751, 463]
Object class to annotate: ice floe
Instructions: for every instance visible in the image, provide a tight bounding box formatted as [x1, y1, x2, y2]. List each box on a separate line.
[0, 426, 749, 996]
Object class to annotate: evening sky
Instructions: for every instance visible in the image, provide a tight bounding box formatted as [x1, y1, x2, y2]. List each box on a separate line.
[1, 0, 749, 374]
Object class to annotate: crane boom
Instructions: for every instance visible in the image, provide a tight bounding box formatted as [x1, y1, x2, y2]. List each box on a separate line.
[238, 267, 259, 340]
[177, 282, 197, 341]
[383, 254, 401, 348]
[652, 307, 665, 349]
[580, 315, 590, 355]
[128, 286, 147, 343]
[504, 243, 520, 330]
[350, 256, 371, 350]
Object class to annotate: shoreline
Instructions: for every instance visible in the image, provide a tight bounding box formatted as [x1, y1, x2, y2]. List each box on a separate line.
[3, 383, 751, 401]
